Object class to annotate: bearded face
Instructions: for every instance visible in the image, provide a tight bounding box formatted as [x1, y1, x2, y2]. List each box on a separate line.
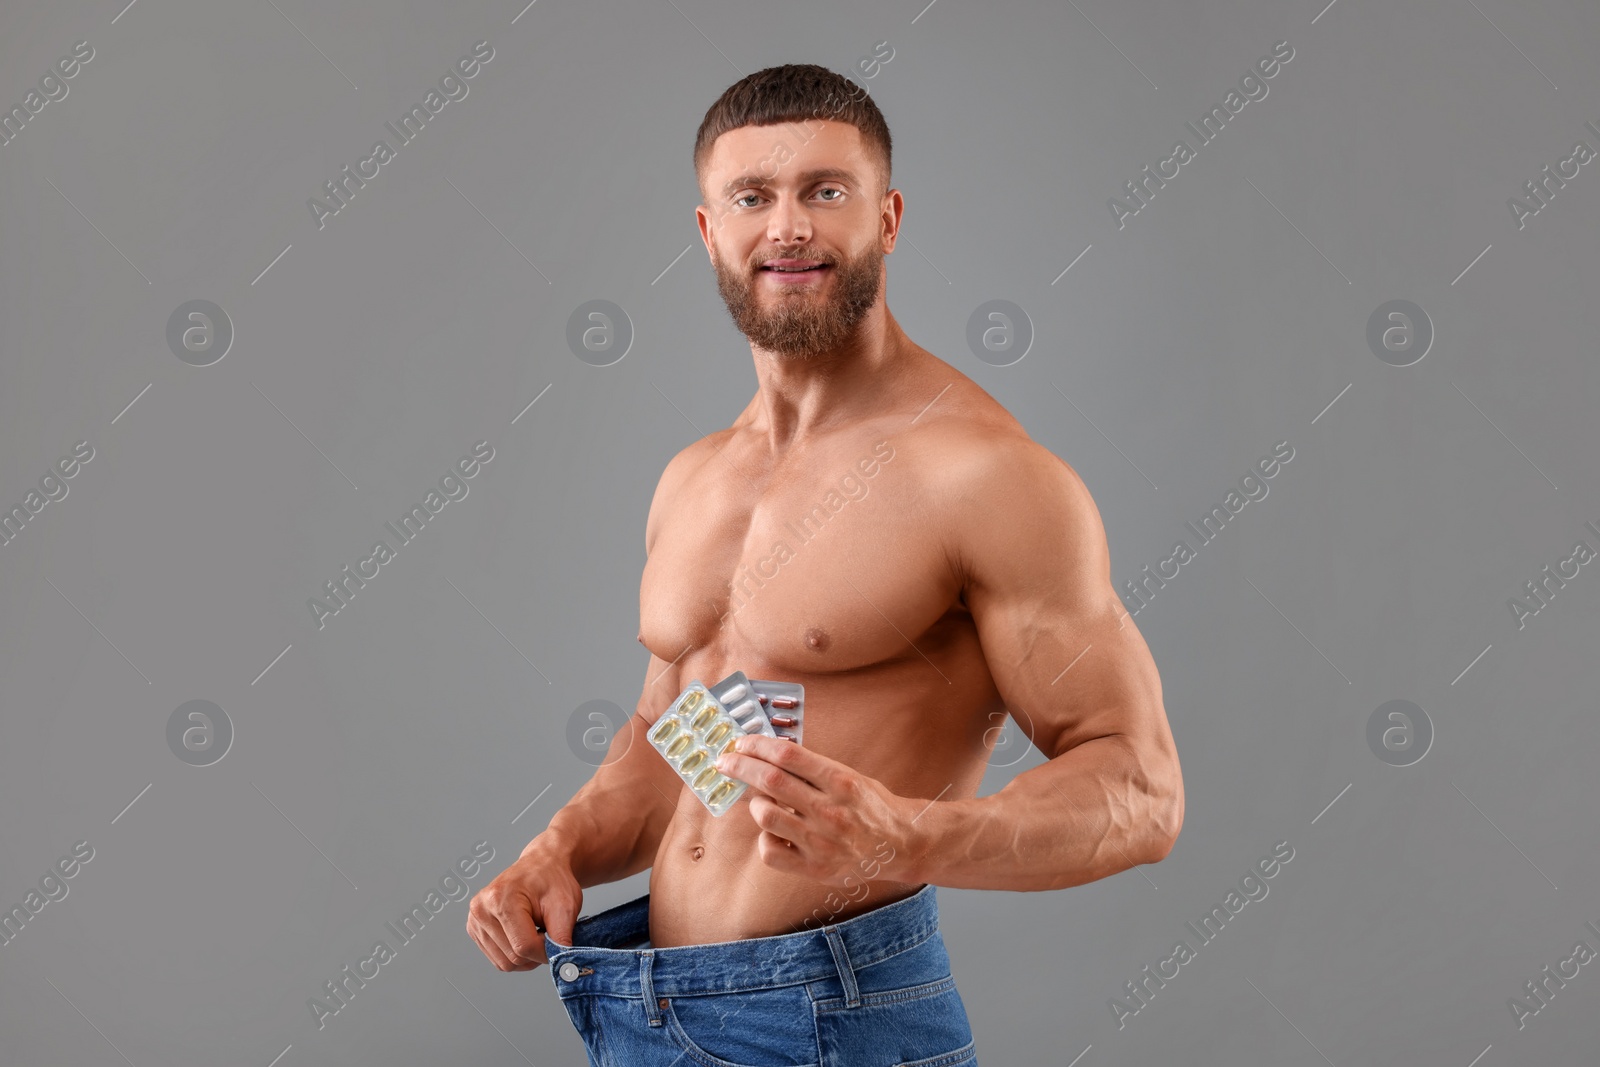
[711, 239, 883, 359]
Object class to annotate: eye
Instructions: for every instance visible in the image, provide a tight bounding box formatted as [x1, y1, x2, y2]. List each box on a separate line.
[817, 188, 844, 201]
[734, 193, 762, 208]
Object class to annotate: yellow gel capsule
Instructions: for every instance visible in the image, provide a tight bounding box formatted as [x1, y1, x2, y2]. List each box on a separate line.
[706, 781, 737, 807]
[704, 722, 732, 748]
[692, 766, 719, 791]
[718, 736, 739, 758]
[691, 704, 719, 731]
[679, 749, 707, 774]
[650, 717, 680, 744]
[665, 734, 692, 759]
[680, 690, 704, 714]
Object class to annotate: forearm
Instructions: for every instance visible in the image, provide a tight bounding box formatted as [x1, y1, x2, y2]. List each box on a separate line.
[899, 735, 1180, 892]
[522, 718, 681, 888]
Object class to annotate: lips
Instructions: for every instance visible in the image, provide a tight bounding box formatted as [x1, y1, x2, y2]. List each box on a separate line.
[760, 260, 829, 274]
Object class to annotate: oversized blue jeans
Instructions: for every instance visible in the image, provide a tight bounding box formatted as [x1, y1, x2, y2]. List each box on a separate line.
[543, 882, 977, 1066]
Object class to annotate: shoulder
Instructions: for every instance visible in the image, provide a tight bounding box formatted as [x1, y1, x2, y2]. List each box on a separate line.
[644, 430, 732, 554]
[937, 431, 1102, 558]
[898, 367, 1086, 513]
[902, 378, 1105, 594]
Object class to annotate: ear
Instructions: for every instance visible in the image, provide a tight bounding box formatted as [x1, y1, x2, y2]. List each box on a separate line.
[880, 187, 904, 254]
[696, 203, 718, 264]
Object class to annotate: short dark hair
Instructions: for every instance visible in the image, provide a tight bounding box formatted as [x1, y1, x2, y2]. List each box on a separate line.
[693, 63, 893, 202]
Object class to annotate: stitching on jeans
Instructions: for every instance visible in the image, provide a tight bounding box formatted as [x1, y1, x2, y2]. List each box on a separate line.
[813, 974, 956, 1014]
[661, 997, 822, 1067]
[653, 924, 935, 999]
[645, 927, 943, 999]
[641, 951, 661, 1027]
[811, 988, 825, 1067]
[593, 1000, 611, 1067]
[847, 924, 938, 974]
[609, 922, 942, 999]
[566, 904, 941, 997]
[823, 926, 860, 1007]
[895, 1038, 976, 1067]
[574, 941, 942, 1001]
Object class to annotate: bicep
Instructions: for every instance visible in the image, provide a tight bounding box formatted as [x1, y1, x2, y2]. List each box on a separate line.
[959, 446, 1167, 762]
[633, 651, 682, 724]
[590, 652, 684, 800]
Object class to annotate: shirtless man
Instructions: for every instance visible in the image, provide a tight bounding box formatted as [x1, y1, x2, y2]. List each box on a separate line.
[469, 63, 1183, 1066]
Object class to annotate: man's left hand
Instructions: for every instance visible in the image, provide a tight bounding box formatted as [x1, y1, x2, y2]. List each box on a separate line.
[714, 734, 915, 886]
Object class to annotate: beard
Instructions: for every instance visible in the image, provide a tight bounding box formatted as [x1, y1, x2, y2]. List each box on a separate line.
[712, 242, 883, 359]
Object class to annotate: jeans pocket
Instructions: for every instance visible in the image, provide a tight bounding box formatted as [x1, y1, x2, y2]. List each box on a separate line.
[661, 986, 821, 1067]
[896, 1039, 977, 1067]
[814, 975, 976, 1066]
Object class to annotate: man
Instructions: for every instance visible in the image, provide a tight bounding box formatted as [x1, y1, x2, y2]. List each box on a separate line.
[469, 63, 1183, 1065]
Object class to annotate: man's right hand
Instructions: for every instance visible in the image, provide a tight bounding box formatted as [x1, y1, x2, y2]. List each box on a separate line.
[467, 845, 583, 971]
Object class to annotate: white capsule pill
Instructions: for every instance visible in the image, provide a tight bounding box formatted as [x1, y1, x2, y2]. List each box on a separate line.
[719, 683, 750, 704]
[729, 700, 760, 721]
[739, 715, 765, 734]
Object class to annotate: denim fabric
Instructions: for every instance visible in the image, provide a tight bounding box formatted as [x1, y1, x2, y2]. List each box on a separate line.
[544, 882, 976, 1067]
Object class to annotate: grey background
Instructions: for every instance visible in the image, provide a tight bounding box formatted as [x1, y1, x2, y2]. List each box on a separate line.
[1, 0, 1597, 1064]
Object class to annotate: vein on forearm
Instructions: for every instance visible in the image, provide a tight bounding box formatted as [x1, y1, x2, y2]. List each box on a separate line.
[909, 734, 1169, 892]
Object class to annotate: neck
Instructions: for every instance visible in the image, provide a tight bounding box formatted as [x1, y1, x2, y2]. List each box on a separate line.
[744, 304, 906, 450]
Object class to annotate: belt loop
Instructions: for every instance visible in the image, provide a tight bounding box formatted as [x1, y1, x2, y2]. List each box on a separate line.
[640, 950, 664, 1027]
[823, 926, 860, 1008]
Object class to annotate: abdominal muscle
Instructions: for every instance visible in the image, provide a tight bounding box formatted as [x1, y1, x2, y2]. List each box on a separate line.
[645, 801, 928, 948]
[641, 677, 994, 947]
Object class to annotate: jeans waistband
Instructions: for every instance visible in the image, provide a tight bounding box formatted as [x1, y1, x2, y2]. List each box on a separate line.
[544, 883, 941, 999]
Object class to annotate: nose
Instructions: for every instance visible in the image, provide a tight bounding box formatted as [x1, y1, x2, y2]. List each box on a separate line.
[766, 192, 812, 246]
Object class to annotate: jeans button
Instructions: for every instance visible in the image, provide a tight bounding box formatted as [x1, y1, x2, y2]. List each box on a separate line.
[558, 962, 580, 981]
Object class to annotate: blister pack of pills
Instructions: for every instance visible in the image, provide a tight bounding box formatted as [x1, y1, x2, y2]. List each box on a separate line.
[648, 671, 806, 816]
[648, 672, 776, 817]
[747, 677, 805, 745]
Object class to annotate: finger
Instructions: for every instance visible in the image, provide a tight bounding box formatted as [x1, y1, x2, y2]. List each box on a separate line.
[540, 898, 579, 952]
[730, 734, 848, 791]
[748, 792, 809, 845]
[756, 830, 806, 873]
[473, 897, 543, 968]
[499, 906, 552, 967]
[716, 751, 822, 810]
[468, 916, 531, 971]
[491, 919, 544, 970]
[468, 899, 522, 966]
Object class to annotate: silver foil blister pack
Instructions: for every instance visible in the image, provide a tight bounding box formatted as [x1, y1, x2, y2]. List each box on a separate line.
[749, 677, 804, 744]
[648, 671, 806, 816]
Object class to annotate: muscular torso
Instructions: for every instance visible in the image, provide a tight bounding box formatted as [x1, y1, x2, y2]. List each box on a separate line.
[638, 354, 1025, 946]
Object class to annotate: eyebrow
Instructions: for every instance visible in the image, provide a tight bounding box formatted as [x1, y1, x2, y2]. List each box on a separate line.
[719, 167, 859, 199]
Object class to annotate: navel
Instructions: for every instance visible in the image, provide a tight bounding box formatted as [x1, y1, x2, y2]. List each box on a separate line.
[804, 627, 832, 652]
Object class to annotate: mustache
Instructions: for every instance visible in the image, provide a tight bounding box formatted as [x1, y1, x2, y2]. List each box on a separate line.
[753, 252, 836, 268]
